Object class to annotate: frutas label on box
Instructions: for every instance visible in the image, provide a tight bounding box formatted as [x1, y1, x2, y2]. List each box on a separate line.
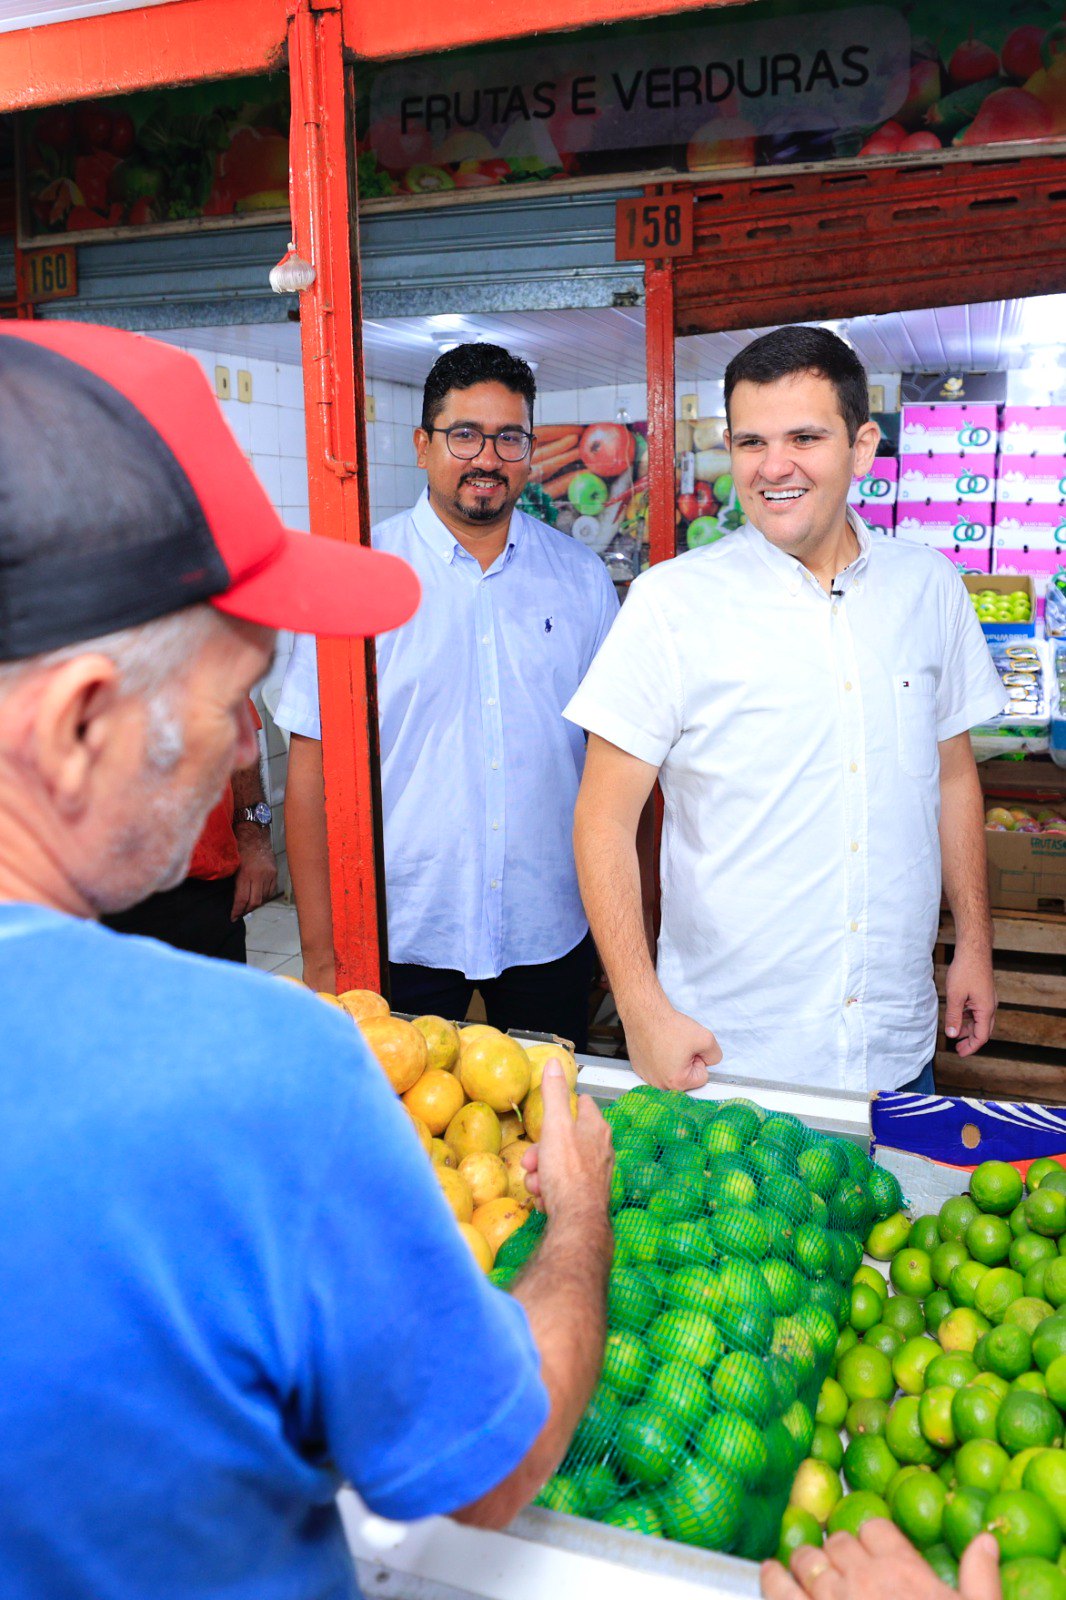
[994, 506, 1066, 553]
[900, 404, 999, 456]
[996, 456, 1066, 505]
[895, 503, 993, 548]
[847, 457, 898, 507]
[985, 828, 1066, 914]
[898, 455, 996, 502]
[999, 406, 1066, 456]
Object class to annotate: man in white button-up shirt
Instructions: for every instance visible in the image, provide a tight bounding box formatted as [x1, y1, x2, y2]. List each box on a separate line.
[567, 326, 1004, 1095]
[277, 344, 618, 1046]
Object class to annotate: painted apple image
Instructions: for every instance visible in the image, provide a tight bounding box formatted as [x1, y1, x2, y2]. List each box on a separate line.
[948, 38, 1000, 89]
[568, 471, 609, 516]
[712, 472, 734, 505]
[580, 424, 635, 479]
[677, 481, 716, 523]
[686, 516, 724, 548]
[1002, 26, 1046, 82]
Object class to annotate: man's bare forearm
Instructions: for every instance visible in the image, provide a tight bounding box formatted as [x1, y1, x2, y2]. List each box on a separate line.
[575, 803, 667, 1024]
[939, 744, 992, 950]
[284, 734, 336, 984]
[231, 757, 267, 812]
[453, 1208, 612, 1529]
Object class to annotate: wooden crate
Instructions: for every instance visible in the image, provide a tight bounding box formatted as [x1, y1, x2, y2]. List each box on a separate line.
[935, 910, 1066, 1103]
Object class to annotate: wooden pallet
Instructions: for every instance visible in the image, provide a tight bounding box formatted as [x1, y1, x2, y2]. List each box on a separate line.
[935, 911, 1066, 1103]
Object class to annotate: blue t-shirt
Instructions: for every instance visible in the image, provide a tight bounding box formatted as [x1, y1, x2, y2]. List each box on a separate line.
[0, 904, 548, 1599]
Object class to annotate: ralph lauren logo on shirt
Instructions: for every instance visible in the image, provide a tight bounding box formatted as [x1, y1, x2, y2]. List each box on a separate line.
[544, 616, 554, 634]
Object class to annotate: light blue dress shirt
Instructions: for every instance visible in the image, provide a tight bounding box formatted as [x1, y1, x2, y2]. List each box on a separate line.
[275, 491, 619, 979]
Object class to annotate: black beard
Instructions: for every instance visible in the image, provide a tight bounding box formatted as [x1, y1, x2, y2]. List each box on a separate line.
[452, 478, 512, 523]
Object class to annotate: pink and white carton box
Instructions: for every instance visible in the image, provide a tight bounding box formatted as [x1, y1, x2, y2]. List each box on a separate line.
[994, 505, 1066, 558]
[900, 404, 998, 456]
[940, 547, 992, 575]
[996, 456, 1066, 504]
[855, 502, 895, 534]
[898, 455, 996, 503]
[847, 457, 898, 508]
[998, 407, 1066, 456]
[896, 503, 994, 554]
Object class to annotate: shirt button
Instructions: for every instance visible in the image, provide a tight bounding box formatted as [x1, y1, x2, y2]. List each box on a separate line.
[491, 760, 499, 770]
[846, 996, 857, 1006]
[492, 820, 499, 831]
[850, 921, 859, 932]
[491, 879, 499, 889]
[481, 634, 490, 645]
[844, 680, 853, 692]
[850, 761, 858, 773]
[487, 697, 496, 706]
[851, 841, 860, 853]
[832, 602, 839, 616]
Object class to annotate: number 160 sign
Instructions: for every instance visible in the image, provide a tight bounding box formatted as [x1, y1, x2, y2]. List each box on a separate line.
[616, 194, 694, 262]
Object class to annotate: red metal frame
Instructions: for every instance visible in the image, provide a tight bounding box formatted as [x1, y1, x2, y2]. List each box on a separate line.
[287, 0, 385, 990]
[0, 0, 286, 110]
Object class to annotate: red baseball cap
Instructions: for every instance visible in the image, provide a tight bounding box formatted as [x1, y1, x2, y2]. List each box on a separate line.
[0, 321, 420, 659]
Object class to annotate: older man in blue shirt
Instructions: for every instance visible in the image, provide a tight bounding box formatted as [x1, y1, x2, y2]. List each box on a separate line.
[277, 343, 618, 1045]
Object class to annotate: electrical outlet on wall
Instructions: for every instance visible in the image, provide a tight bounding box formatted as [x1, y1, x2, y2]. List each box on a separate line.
[680, 393, 698, 421]
[237, 370, 253, 403]
[365, 395, 377, 423]
[215, 366, 231, 401]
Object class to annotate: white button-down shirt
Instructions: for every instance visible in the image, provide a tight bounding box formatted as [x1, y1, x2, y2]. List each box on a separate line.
[276, 492, 619, 979]
[564, 517, 1003, 1092]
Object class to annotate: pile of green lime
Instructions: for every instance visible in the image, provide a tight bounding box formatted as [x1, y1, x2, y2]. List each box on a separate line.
[782, 1156, 1066, 1600]
[521, 1088, 896, 1558]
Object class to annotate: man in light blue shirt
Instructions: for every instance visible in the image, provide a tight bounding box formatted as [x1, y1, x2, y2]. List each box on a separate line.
[277, 344, 618, 1045]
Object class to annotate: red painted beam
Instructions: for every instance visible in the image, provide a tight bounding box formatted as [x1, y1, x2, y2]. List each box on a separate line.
[0, 0, 286, 112]
[344, 0, 738, 60]
[288, 0, 386, 992]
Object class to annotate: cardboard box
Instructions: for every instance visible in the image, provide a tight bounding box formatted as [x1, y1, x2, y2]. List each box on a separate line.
[896, 502, 993, 551]
[898, 455, 996, 502]
[994, 504, 1066, 552]
[900, 403, 999, 456]
[872, 1093, 1066, 1210]
[962, 572, 1037, 640]
[847, 456, 898, 508]
[996, 456, 1066, 504]
[984, 828, 1066, 913]
[939, 547, 991, 575]
[854, 502, 895, 534]
[999, 406, 1066, 456]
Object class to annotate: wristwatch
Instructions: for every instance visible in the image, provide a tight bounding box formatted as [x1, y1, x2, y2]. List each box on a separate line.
[238, 802, 272, 827]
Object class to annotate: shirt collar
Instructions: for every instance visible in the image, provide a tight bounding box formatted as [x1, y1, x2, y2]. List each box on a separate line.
[744, 506, 872, 598]
[411, 489, 523, 570]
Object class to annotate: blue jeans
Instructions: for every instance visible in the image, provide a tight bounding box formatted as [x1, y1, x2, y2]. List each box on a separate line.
[898, 1058, 936, 1094]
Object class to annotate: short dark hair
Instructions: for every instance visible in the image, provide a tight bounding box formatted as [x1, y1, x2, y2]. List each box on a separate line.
[724, 326, 870, 444]
[421, 342, 536, 432]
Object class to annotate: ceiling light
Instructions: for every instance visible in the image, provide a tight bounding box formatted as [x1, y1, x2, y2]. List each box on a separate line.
[427, 314, 467, 330]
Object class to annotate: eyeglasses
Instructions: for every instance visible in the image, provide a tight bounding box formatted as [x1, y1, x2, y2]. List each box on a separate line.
[425, 424, 533, 462]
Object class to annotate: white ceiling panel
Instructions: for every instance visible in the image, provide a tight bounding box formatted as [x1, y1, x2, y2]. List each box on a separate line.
[0, 0, 173, 29]
[162, 293, 1066, 394]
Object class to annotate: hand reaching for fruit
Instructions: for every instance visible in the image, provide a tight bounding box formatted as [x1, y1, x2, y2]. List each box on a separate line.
[761, 1519, 1001, 1600]
[521, 1059, 613, 1224]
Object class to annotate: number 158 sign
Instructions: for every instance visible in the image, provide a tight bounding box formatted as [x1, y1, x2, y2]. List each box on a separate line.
[615, 194, 693, 262]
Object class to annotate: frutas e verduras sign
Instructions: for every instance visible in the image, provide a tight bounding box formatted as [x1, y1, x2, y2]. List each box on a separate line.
[354, 0, 1066, 200]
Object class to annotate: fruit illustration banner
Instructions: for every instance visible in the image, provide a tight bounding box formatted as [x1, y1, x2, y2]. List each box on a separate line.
[354, 0, 1066, 200]
[19, 76, 289, 243]
[517, 423, 649, 558]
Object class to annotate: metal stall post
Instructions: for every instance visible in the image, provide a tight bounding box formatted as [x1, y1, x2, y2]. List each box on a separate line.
[287, 0, 387, 991]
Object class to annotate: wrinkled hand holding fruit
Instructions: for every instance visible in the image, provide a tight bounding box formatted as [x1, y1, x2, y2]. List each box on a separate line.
[306, 985, 579, 1272]
[985, 806, 1066, 836]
